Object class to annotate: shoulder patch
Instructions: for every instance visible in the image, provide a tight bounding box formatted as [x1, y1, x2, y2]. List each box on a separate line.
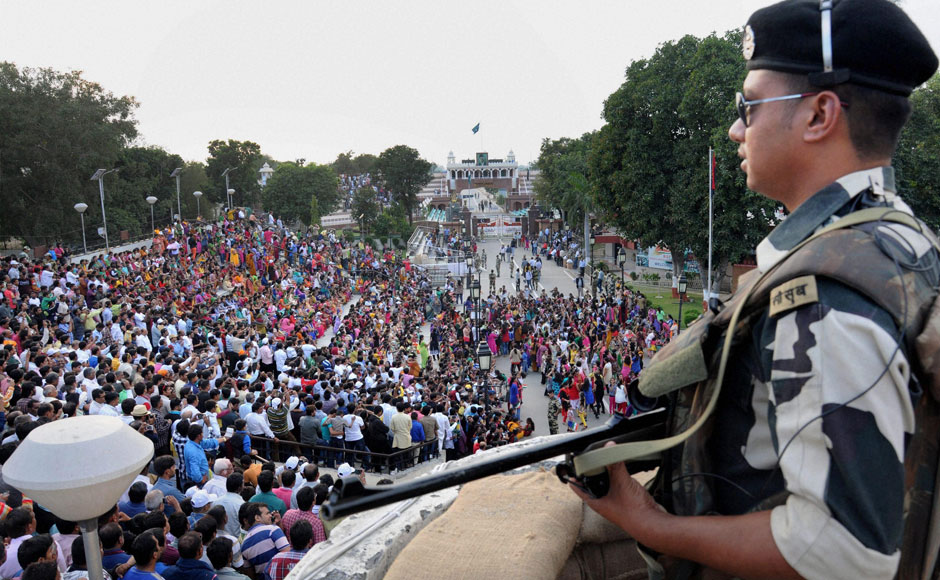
[769, 275, 819, 318]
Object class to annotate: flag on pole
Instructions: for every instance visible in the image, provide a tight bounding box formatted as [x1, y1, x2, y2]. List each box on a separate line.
[472, 123, 480, 134]
[710, 151, 717, 196]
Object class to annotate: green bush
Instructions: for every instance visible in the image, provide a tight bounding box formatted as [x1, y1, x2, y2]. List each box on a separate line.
[629, 271, 638, 281]
[683, 308, 701, 328]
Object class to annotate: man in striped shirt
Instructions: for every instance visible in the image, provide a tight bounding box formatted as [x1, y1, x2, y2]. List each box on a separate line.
[238, 503, 288, 575]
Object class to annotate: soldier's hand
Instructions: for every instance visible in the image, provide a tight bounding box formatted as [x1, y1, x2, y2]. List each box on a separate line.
[568, 441, 663, 535]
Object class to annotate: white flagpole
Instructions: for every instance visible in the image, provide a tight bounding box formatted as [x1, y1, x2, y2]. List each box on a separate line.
[707, 147, 714, 310]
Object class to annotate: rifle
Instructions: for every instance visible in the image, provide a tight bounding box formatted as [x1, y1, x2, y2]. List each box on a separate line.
[323, 408, 666, 520]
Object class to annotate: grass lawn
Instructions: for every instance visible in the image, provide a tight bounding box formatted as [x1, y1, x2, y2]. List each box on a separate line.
[625, 283, 704, 329]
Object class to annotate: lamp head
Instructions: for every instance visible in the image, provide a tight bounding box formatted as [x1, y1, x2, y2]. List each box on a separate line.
[74, 203, 89, 214]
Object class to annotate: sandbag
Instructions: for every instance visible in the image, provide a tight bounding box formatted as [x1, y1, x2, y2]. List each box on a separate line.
[385, 470, 583, 580]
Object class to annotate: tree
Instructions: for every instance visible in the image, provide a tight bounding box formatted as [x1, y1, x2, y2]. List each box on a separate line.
[895, 74, 940, 230]
[376, 145, 432, 224]
[332, 151, 355, 175]
[372, 203, 412, 238]
[105, 146, 185, 237]
[589, 32, 778, 288]
[205, 139, 264, 208]
[178, 162, 210, 220]
[352, 153, 378, 176]
[261, 162, 340, 227]
[351, 185, 380, 234]
[533, 133, 596, 226]
[0, 62, 138, 247]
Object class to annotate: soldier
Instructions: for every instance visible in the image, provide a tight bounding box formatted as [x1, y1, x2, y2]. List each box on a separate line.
[489, 269, 496, 294]
[547, 390, 560, 436]
[570, 1, 940, 579]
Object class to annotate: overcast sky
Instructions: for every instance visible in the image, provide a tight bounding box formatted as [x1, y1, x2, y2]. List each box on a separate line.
[2, 0, 939, 168]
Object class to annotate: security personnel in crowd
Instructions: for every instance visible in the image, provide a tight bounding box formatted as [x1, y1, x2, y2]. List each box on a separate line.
[570, 1, 940, 579]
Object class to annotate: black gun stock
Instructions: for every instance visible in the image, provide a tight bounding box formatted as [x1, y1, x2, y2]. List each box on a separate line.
[323, 409, 666, 520]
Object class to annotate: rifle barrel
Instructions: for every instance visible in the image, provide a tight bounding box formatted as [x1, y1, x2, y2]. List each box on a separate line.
[323, 410, 663, 520]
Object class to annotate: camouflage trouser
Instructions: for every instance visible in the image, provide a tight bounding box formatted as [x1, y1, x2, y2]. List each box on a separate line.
[548, 416, 559, 435]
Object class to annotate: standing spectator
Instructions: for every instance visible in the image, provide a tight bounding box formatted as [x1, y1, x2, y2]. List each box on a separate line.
[212, 474, 246, 538]
[161, 532, 217, 580]
[249, 472, 286, 517]
[205, 538, 247, 580]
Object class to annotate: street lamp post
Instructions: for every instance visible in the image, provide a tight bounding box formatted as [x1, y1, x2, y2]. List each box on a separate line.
[617, 244, 627, 288]
[74, 203, 88, 254]
[221, 168, 235, 208]
[193, 191, 203, 219]
[3, 416, 155, 580]
[477, 340, 493, 414]
[170, 168, 182, 221]
[227, 189, 235, 211]
[90, 169, 116, 252]
[470, 279, 481, 343]
[677, 274, 688, 336]
[146, 196, 158, 233]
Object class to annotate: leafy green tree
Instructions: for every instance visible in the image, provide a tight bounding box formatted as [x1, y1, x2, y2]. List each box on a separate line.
[0, 62, 138, 247]
[106, 146, 185, 237]
[590, 32, 777, 288]
[205, 139, 264, 208]
[332, 151, 355, 175]
[534, 133, 596, 226]
[372, 203, 412, 238]
[179, 162, 210, 220]
[262, 162, 340, 227]
[376, 145, 432, 224]
[352, 153, 378, 175]
[896, 74, 940, 230]
[351, 185, 380, 234]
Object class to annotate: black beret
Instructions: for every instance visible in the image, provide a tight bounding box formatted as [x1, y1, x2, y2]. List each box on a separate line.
[744, 0, 938, 96]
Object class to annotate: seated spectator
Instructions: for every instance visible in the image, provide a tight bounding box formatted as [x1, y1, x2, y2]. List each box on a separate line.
[205, 538, 247, 580]
[64, 536, 111, 580]
[248, 472, 285, 517]
[271, 471, 293, 509]
[264, 520, 313, 580]
[124, 531, 163, 580]
[279, 487, 325, 547]
[204, 507, 243, 571]
[22, 562, 58, 580]
[160, 532, 216, 580]
[211, 474, 244, 538]
[0, 507, 37, 579]
[119, 482, 149, 519]
[51, 516, 79, 569]
[238, 503, 288, 575]
[187, 491, 218, 529]
[99, 523, 131, 571]
[16, 535, 57, 576]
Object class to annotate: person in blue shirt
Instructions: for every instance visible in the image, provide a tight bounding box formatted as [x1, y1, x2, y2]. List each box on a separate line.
[118, 482, 149, 519]
[161, 532, 218, 580]
[152, 455, 185, 515]
[100, 523, 132, 571]
[124, 531, 165, 580]
[184, 424, 226, 488]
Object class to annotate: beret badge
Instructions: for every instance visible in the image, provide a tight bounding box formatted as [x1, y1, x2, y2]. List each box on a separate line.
[742, 24, 756, 61]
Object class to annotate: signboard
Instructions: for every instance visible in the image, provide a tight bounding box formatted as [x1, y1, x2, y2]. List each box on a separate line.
[636, 246, 700, 273]
[480, 217, 522, 237]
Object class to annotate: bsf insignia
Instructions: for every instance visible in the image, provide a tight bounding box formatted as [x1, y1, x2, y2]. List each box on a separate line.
[743, 25, 756, 60]
[769, 275, 818, 317]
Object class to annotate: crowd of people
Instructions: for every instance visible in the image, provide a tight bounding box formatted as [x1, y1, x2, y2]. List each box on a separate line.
[0, 190, 681, 580]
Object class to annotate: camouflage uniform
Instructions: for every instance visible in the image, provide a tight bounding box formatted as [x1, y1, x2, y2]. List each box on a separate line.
[547, 395, 560, 435]
[652, 168, 940, 580]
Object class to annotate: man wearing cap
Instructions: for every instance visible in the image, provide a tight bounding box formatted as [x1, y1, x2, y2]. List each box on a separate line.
[188, 490, 218, 528]
[571, 2, 940, 579]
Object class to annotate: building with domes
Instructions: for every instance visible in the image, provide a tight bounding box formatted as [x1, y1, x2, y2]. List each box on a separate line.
[445, 150, 519, 193]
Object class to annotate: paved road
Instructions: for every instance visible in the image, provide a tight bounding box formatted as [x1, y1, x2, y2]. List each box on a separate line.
[470, 236, 614, 438]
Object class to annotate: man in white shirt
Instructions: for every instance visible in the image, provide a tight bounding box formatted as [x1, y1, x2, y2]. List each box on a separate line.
[246, 401, 276, 439]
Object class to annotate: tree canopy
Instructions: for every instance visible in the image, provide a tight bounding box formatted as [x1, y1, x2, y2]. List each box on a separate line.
[896, 74, 940, 230]
[205, 139, 264, 208]
[589, 32, 778, 283]
[351, 185, 380, 234]
[533, 133, 597, 226]
[262, 162, 340, 227]
[376, 145, 432, 224]
[0, 62, 138, 247]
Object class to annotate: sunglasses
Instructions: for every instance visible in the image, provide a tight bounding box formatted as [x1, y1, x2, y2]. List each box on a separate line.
[735, 91, 849, 127]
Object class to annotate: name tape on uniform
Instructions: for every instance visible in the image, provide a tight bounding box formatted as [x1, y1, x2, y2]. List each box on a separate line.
[769, 275, 819, 317]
